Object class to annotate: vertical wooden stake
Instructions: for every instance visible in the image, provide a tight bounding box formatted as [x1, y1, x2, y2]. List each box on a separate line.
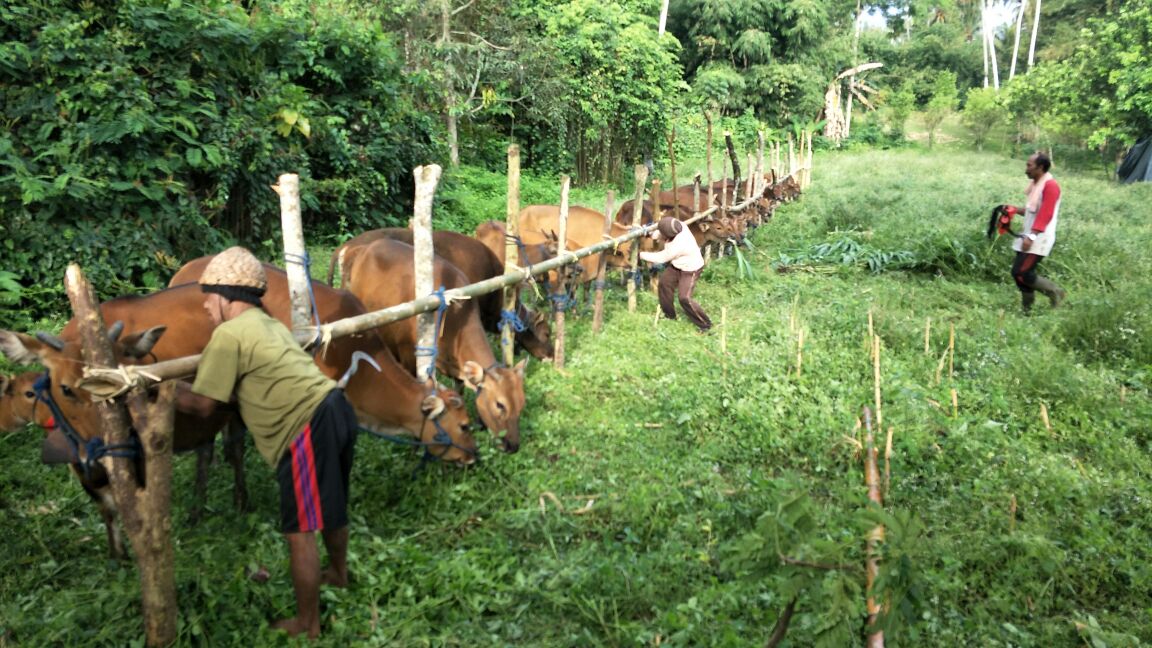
[796, 328, 805, 378]
[554, 175, 570, 370]
[1040, 403, 1051, 434]
[951, 388, 958, 417]
[884, 426, 893, 500]
[592, 190, 614, 334]
[1120, 385, 1127, 404]
[273, 173, 311, 335]
[862, 406, 885, 648]
[501, 145, 521, 366]
[948, 324, 955, 380]
[412, 164, 442, 380]
[627, 164, 649, 313]
[924, 317, 931, 355]
[873, 335, 883, 430]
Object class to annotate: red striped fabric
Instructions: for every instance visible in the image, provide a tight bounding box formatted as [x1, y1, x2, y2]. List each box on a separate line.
[290, 425, 322, 531]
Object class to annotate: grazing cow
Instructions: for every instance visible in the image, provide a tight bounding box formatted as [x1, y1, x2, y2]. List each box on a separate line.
[168, 260, 477, 463]
[474, 220, 565, 287]
[517, 204, 635, 275]
[329, 228, 554, 361]
[0, 277, 476, 558]
[340, 239, 528, 453]
[0, 371, 42, 431]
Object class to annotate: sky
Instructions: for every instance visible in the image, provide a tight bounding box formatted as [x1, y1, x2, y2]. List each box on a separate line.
[859, 3, 1021, 32]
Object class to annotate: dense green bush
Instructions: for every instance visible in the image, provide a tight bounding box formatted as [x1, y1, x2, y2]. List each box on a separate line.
[0, 0, 437, 318]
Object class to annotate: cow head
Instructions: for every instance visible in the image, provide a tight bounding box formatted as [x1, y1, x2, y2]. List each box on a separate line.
[0, 371, 43, 432]
[515, 305, 554, 360]
[461, 359, 527, 453]
[0, 326, 167, 443]
[417, 382, 478, 466]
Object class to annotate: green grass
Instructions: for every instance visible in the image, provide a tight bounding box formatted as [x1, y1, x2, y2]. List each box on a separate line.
[3, 148, 1152, 646]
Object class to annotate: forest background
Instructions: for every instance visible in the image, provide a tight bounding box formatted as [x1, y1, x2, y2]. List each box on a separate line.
[2, 0, 1150, 321]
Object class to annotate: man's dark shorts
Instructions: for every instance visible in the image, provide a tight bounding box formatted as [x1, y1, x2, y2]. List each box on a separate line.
[276, 389, 357, 533]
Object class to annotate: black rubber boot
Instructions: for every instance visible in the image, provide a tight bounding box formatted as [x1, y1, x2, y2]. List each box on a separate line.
[1032, 277, 1065, 308]
[1021, 291, 1035, 315]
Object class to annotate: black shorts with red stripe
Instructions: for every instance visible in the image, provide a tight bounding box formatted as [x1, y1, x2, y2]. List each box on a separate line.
[276, 389, 358, 533]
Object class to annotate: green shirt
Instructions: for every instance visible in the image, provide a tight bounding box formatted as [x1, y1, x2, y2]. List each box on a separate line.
[193, 308, 336, 466]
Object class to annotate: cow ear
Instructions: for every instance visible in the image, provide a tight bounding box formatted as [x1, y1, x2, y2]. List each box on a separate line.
[420, 395, 446, 419]
[699, 221, 711, 232]
[0, 331, 44, 365]
[121, 326, 167, 359]
[461, 360, 485, 392]
[514, 358, 528, 378]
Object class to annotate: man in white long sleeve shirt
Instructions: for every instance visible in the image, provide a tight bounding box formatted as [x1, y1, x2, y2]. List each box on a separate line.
[639, 216, 713, 332]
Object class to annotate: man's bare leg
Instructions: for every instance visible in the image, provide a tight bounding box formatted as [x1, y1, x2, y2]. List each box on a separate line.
[271, 532, 321, 639]
[320, 526, 349, 587]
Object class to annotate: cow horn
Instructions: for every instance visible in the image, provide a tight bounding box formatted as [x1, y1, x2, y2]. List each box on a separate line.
[421, 395, 446, 419]
[35, 332, 66, 351]
[123, 326, 167, 359]
[107, 321, 125, 342]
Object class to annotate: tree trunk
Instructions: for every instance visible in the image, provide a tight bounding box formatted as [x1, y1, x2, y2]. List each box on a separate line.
[440, 0, 460, 167]
[1009, 0, 1027, 80]
[1027, 0, 1041, 71]
[657, 0, 669, 36]
[65, 265, 177, 647]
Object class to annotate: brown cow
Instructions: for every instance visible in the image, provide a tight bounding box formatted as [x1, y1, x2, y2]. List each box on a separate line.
[328, 228, 554, 361]
[340, 238, 528, 453]
[0, 277, 476, 557]
[167, 261, 477, 463]
[517, 204, 636, 279]
[0, 371, 42, 431]
[474, 220, 564, 286]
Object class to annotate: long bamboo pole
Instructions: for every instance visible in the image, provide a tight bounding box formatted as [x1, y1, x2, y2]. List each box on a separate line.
[501, 145, 520, 366]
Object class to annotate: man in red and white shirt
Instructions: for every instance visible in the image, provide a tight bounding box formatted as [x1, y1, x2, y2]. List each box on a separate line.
[640, 216, 713, 332]
[1009, 152, 1066, 313]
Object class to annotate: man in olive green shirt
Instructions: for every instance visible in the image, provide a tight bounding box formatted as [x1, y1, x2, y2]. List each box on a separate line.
[177, 247, 357, 640]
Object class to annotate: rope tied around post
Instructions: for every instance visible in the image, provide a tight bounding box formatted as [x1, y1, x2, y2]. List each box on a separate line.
[413, 286, 453, 381]
[283, 250, 324, 349]
[499, 309, 527, 332]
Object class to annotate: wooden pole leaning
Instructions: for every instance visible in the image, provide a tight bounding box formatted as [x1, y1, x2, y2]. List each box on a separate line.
[66, 264, 178, 647]
[627, 164, 649, 313]
[647, 177, 662, 293]
[413, 164, 442, 380]
[501, 145, 521, 366]
[592, 190, 615, 333]
[273, 173, 311, 334]
[554, 176, 571, 370]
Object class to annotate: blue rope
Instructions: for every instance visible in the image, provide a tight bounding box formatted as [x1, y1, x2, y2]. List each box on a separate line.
[500, 309, 527, 332]
[284, 250, 324, 348]
[549, 292, 578, 313]
[34, 373, 140, 479]
[625, 269, 645, 287]
[414, 286, 450, 380]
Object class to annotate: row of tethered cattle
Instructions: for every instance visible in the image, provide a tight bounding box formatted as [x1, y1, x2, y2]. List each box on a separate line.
[0, 173, 800, 558]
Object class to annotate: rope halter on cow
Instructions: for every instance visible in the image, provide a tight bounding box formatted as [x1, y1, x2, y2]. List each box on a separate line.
[499, 309, 526, 333]
[33, 372, 140, 478]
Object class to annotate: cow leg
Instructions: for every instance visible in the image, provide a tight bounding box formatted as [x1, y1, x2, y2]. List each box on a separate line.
[73, 466, 125, 559]
[189, 443, 214, 524]
[224, 419, 248, 512]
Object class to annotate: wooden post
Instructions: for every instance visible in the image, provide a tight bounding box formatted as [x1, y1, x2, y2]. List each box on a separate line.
[705, 112, 714, 209]
[413, 164, 441, 379]
[755, 130, 766, 197]
[554, 176, 570, 369]
[592, 190, 615, 333]
[273, 174, 311, 334]
[65, 264, 177, 647]
[627, 164, 649, 313]
[873, 335, 883, 430]
[648, 177, 662, 294]
[693, 173, 701, 213]
[862, 406, 886, 648]
[667, 127, 678, 212]
[501, 145, 520, 366]
[744, 153, 754, 199]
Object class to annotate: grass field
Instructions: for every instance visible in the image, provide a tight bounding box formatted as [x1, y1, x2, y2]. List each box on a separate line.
[2, 147, 1152, 646]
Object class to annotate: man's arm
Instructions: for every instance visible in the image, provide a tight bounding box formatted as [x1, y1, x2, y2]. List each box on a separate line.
[175, 381, 227, 418]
